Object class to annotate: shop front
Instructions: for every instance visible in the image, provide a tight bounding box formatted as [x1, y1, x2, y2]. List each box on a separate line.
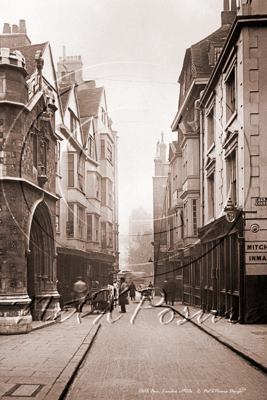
[198, 212, 243, 320]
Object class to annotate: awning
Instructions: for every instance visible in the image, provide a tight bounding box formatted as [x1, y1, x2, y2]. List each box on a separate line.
[57, 247, 115, 263]
[169, 244, 201, 262]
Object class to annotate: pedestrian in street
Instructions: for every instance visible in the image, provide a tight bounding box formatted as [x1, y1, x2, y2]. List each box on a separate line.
[119, 277, 128, 313]
[129, 281, 136, 301]
[163, 278, 176, 306]
[113, 281, 119, 307]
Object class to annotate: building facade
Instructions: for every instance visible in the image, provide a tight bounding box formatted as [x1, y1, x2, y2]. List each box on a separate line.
[0, 24, 61, 333]
[156, 0, 267, 322]
[56, 50, 119, 306]
[153, 133, 170, 290]
[0, 23, 119, 333]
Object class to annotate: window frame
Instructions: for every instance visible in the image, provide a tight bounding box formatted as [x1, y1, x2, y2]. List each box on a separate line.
[67, 203, 74, 237]
[224, 54, 237, 123]
[68, 153, 75, 187]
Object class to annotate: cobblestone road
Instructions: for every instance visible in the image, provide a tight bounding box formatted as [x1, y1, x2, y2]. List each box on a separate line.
[65, 301, 267, 400]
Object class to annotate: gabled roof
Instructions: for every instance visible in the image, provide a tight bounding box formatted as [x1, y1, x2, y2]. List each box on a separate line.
[10, 42, 48, 77]
[77, 87, 104, 119]
[59, 85, 72, 115]
[80, 116, 92, 145]
[179, 24, 232, 82]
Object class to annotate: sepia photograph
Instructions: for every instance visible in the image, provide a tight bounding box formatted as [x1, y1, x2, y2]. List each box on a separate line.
[0, 0, 267, 398]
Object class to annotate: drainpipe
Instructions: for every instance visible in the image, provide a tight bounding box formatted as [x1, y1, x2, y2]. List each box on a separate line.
[197, 97, 204, 228]
[238, 216, 245, 324]
[197, 93, 204, 311]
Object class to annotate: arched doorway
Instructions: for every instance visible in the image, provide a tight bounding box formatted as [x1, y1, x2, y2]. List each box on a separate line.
[27, 201, 57, 320]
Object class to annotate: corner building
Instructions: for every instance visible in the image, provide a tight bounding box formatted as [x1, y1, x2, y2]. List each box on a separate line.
[167, 0, 267, 322]
[0, 43, 60, 333]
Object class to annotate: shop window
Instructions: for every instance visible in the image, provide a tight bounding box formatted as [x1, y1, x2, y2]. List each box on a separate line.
[68, 153, 74, 187]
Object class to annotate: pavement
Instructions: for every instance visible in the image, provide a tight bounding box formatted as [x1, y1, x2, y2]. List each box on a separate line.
[0, 299, 266, 399]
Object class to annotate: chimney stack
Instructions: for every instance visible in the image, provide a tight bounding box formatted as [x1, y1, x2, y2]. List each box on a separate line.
[12, 24, 18, 33]
[221, 0, 237, 25]
[3, 23, 11, 33]
[231, 0, 237, 11]
[19, 20, 26, 34]
[224, 0, 229, 11]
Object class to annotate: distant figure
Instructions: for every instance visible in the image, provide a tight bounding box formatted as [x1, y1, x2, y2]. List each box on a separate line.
[148, 281, 154, 297]
[113, 281, 119, 307]
[119, 277, 128, 313]
[163, 278, 176, 306]
[129, 282, 136, 301]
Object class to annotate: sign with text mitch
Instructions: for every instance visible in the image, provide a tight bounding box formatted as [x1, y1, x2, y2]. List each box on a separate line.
[245, 241, 267, 275]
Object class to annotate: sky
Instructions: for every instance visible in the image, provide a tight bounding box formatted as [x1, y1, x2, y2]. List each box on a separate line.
[1, 0, 224, 234]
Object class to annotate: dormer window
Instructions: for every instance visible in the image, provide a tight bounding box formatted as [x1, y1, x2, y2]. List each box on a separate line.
[209, 43, 223, 67]
[214, 47, 222, 64]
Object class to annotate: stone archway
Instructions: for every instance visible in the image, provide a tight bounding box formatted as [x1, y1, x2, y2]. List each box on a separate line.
[27, 201, 58, 320]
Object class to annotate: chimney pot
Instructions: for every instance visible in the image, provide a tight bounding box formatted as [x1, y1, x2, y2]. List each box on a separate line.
[63, 46, 66, 61]
[19, 19, 26, 33]
[3, 23, 11, 34]
[78, 55, 81, 60]
[12, 24, 18, 33]
[231, 0, 237, 10]
[224, 0, 229, 11]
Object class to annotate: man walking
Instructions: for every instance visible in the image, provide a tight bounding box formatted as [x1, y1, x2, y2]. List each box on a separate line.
[119, 277, 128, 313]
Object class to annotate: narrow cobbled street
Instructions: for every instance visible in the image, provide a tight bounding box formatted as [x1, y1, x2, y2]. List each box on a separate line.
[65, 301, 267, 400]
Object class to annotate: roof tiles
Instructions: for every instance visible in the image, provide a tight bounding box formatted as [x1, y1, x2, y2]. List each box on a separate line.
[10, 42, 48, 77]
